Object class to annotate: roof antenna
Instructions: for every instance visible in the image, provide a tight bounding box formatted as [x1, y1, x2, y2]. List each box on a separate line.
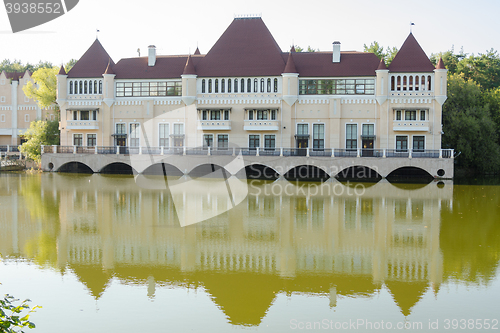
[410, 22, 415, 33]
[137, 48, 140, 57]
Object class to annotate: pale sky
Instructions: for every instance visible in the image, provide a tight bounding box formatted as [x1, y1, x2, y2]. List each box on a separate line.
[1, 0, 499, 66]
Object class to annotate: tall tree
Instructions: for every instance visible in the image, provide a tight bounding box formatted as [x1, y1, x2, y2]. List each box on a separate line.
[19, 120, 60, 163]
[363, 42, 398, 65]
[22, 67, 58, 108]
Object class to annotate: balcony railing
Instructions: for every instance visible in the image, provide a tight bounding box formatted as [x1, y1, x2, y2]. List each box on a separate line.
[42, 146, 455, 159]
[0, 145, 20, 153]
[67, 120, 99, 130]
[244, 120, 280, 131]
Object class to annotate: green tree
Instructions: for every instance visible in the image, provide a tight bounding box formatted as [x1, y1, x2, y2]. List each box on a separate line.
[442, 74, 500, 173]
[64, 59, 77, 73]
[293, 45, 319, 52]
[23, 67, 58, 109]
[19, 120, 60, 163]
[0, 281, 39, 333]
[363, 42, 398, 65]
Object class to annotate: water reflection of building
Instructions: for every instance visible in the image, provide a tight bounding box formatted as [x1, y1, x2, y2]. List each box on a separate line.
[0, 175, 454, 325]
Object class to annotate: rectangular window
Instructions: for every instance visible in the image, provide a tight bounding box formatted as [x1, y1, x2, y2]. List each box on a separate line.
[73, 111, 78, 120]
[116, 81, 182, 97]
[0, 96, 5, 102]
[210, 110, 221, 120]
[73, 134, 83, 146]
[297, 123, 308, 135]
[413, 136, 425, 151]
[257, 110, 268, 120]
[159, 123, 169, 147]
[218, 134, 228, 149]
[346, 124, 357, 149]
[173, 123, 184, 135]
[395, 110, 402, 120]
[24, 96, 29, 102]
[202, 110, 208, 120]
[271, 109, 276, 120]
[116, 123, 126, 134]
[264, 135, 275, 150]
[80, 111, 89, 120]
[203, 134, 213, 148]
[396, 136, 408, 151]
[249, 135, 260, 149]
[362, 124, 374, 136]
[224, 110, 229, 120]
[92, 110, 97, 121]
[248, 110, 253, 120]
[0, 114, 5, 122]
[87, 134, 97, 147]
[405, 110, 417, 121]
[130, 123, 140, 146]
[24, 114, 29, 122]
[313, 124, 325, 150]
[420, 110, 426, 121]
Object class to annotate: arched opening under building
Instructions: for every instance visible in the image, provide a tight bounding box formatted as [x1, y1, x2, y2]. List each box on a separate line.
[239, 164, 279, 181]
[142, 163, 184, 177]
[189, 164, 230, 179]
[284, 165, 329, 182]
[99, 162, 134, 175]
[335, 166, 382, 182]
[386, 167, 433, 183]
[58, 162, 93, 174]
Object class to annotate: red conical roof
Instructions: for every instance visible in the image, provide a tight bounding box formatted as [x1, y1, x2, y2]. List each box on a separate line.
[182, 55, 197, 75]
[194, 47, 201, 55]
[389, 33, 435, 72]
[291, 45, 296, 53]
[104, 61, 114, 74]
[58, 65, 67, 75]
[68, 39, 115, 78]
[283, 52, 298, 73]
[377, 58, 387, 70]
[436, 57, 445, 69]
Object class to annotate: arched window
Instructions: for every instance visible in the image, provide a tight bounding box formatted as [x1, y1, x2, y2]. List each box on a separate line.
[421, 76, 426, 90]
[89, 80, 93, 94]
[94, 80, 97, 94]
[84, 81, 88, 94]
[397, 76, 401, 91]
[99, 80, 102, 94]
[208, 79, 212, 93]
[241, 79, 245, 92]
[79, 81, 83, 94]
[227, 79, 231, 93]
[427, 75, 432, 90]
[247, 79, 251, 93]
[234, 79, 238, 93]
[402, 76, 407, 91]
[215, 79, 219, 93]
[414, 76, 419, 91]
[267, 78, 271, 92]
[260, 78, 264, 92]
[69, 81, 73, 94]
[254, 79, 258, 92]
[391, 76, 395, 91]
[202, 79, 206, 93]
[409, 76, 413, 91]
[221, 79, 225, 93]
[274, 78, 278, 92]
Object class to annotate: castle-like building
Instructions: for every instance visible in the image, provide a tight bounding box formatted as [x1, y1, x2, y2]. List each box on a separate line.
[56, 16, 447, 153]
[0, 71, 57, 146]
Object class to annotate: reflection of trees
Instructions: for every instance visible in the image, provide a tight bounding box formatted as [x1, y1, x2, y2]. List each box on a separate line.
[20, 174, 60, 267]
[440, 185, 500, 284]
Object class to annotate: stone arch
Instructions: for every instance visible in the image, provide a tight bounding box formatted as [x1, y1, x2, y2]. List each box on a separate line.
[335, 166, 382, 181]
[188, 163, 231, 178]
[284, 165, 330, 181]
[57, 161, 94, 173]
[237, 163, 280, 180]
[142, 163, 183, 176]
[99, 162, 136, 175]
[386, 166, 433, 183]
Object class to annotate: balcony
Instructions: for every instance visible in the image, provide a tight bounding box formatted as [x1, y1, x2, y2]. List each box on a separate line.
[197, 121, 231, 131]
[393, 121, 429, 132]
[67, 120, 99, 130]
[244, 120, 280, 131]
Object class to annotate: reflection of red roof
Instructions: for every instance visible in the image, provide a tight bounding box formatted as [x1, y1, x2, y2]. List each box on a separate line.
[68, 39, 115, 78]
[389, 33, 435, 72]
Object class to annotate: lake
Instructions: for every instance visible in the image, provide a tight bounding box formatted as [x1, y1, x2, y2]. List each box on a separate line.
[1, 173, 499, 332]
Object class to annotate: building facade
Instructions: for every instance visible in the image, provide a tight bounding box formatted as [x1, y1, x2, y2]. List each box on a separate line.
[56, 16, 447, 153]
[0, 70, 57, 146]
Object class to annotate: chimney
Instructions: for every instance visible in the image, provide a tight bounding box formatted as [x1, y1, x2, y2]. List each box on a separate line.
[148, 45, 156, 67]
[332, 41, 341, 63]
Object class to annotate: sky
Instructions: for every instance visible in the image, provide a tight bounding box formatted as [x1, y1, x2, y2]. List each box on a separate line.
[0, 0, 499, 66]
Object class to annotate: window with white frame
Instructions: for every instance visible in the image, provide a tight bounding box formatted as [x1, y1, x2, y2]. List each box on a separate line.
[24, 96, 29, 102]
[0, 96, 5, 102]
[159, 123, 169, 147]
[130, 123, 140, 146]
[173, 123, 184, 135]
[249, 135, 260, 149]
[87, 134, 97, 147]
[116, 123, 126, 134]
[313, 124, 325, 150]
[420, 110, 426, 121]
[346, 124, 357, 150]
[218, 134, 228, 149]
[203, 134, 213, 148]
[24, 114, 29, 122]
[1, 114, 5, 122]
[413, 136, 425, 151]
[396, 136, 408, 151]
[362, 124, 374, 136]
[73, 134, 83, 146]
[264, 135, 275, 150]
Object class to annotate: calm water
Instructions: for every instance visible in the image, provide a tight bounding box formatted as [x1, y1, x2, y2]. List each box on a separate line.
[1, 173, 499, 332]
